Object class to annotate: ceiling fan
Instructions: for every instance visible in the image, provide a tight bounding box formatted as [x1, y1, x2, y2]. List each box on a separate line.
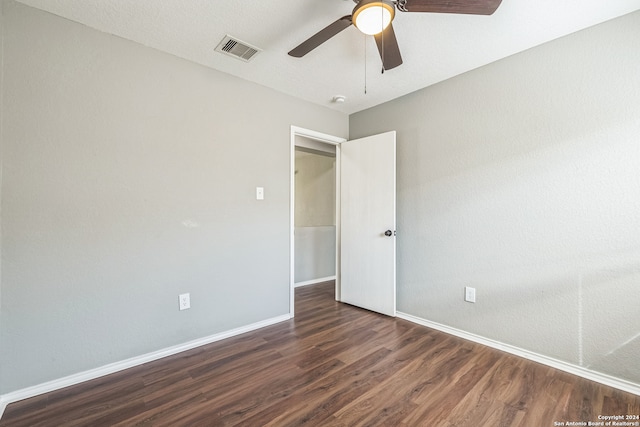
[288, 0, 503, 70]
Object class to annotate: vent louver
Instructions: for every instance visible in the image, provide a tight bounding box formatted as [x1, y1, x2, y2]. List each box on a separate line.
[215, 35, 261, 62]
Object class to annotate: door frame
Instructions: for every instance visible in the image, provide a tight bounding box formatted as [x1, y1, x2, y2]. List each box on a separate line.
[290, 126, 346, 316]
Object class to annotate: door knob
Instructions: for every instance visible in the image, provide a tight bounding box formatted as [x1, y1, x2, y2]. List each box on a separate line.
[384, 230, 394, 237]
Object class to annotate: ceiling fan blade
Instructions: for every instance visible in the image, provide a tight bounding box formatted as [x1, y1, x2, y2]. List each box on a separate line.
[400, 0, 502, 15]
[374, 23, 403, 70]
[288, 15, 353, 58]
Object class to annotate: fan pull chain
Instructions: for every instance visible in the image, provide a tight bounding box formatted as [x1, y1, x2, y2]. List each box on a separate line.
[364, 34, 367, 94]
[381, 6, 385, 74]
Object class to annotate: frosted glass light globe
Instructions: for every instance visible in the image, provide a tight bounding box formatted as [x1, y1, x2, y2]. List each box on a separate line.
[354, 3, 393, 35]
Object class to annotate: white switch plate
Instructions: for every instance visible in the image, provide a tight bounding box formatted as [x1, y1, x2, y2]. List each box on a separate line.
[465, 287, 476, 303]
[179, 293, 191, 310]
[256, 187, 264, 200]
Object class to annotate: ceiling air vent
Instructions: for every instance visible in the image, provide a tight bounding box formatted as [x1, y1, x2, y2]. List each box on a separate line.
[215, 35, 261, 62]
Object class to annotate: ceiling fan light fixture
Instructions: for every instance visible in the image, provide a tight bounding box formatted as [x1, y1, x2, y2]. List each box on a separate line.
[352, 0, 395, 35]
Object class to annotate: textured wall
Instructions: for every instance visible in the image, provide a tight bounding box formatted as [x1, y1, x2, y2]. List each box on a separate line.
[294, 226, 336, 283]
[0, 1, 347, 394]
[0, 1, 4, 378]
[350, 11, 640, 385]
[294, 150, 336, 227]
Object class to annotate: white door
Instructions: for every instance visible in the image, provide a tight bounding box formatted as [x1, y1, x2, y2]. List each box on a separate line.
[339, 131, 396, 316]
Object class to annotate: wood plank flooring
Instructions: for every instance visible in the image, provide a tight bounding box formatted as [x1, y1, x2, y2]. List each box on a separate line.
[2, 281, 639, 426]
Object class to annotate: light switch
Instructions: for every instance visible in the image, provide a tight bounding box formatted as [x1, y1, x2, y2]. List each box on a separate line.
[256, 187, 264, 200]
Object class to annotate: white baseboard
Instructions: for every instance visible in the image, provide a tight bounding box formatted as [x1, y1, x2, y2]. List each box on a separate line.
[294, 275, 336, 288]
[0, 398, 8, 421]
[397, 312, 640, 397]
[0, 313, 291, 420]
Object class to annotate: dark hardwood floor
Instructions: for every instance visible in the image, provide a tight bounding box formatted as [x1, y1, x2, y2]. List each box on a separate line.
[2, 281, 639, 426]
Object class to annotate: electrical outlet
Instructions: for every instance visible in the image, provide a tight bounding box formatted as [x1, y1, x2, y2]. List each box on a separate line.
[179, 293, 191, 310]
[464, 287, 476, 303]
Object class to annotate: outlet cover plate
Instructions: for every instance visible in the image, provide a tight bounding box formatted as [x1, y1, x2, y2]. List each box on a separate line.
[179, 293, 191, 310]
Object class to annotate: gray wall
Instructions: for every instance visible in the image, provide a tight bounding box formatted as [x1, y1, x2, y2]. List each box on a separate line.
[351, 11, 640, 385]
[0, 2, 4, 379]
[0, 1, 347, 394]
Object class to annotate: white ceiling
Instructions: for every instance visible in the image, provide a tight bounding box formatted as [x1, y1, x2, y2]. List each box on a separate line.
[16, 0, 640, 114]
